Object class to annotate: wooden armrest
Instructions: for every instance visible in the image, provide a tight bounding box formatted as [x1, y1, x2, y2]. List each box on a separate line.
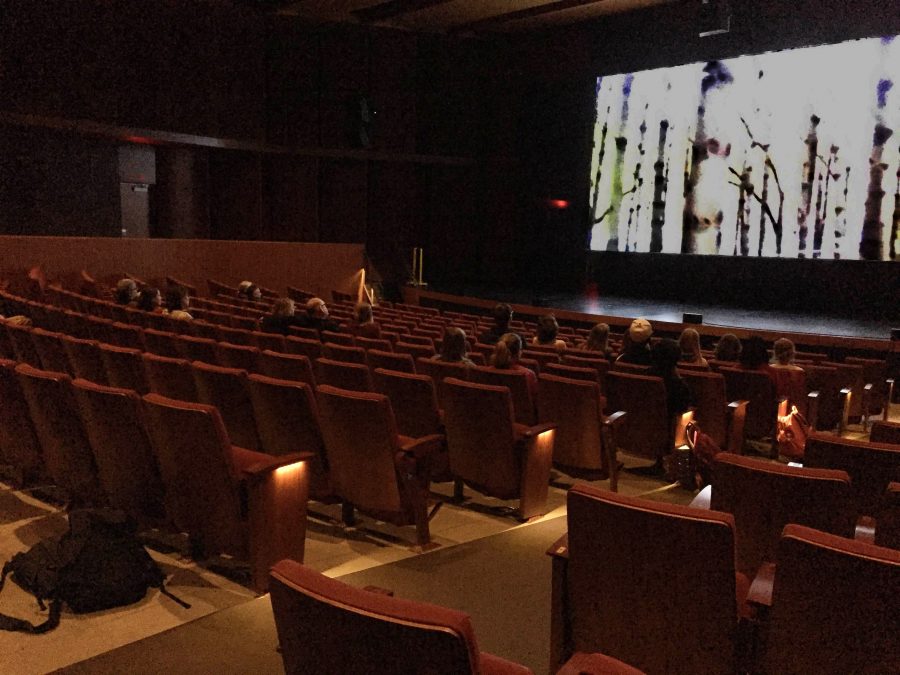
[690, 484, 712, 510]
[362, 585, 395, 596]
[604, 410, 627, 428]
[547, 533, 569, 558]
[398, 434, 444, 459]
[518, 422, 557, 439]
[241, 451, 314, 480]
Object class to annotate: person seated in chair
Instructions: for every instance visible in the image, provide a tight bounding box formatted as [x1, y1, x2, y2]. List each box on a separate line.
[136, 287, 164, 314]
[349, 302, 381, 339]
[237, 281, 262, 301]
[261, 297, 302, 335]
[478, 303, 514, 345]
[616, 318, 653, 365]
[713, 333, 742, 362]
[434, 327, 475, 367]
[114, 278, 139, 306]
[769, 338, 806, 408]
[678, 328, 709, 369]
[531, 314, 567, 354]
[296, 297, 341, 334]
[650, 338, 694, 421]
[579, 322, 614, 359]
[165, 286, 193, 321]
[491, 332, 537, 402]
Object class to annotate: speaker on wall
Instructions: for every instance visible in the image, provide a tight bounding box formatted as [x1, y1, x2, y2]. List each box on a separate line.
[683, 313, 703, 324]
[891, 328, 900, 341]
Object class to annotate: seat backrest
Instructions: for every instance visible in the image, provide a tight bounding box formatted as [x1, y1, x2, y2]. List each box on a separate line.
[141, 393, 244, 555]
[60, 334, 108, 384]
[315, 357, 373, 392]
[820, 361, 865, 417]
[800, 364, 840, 430]
[284, 336, 323, 361]
[355, 336, 392, 352]
[247, 374, 325, 459]
[315, 385, 405, 515]
[215, 342, 260, 372]
[394, 341, 436, 360]
[870, 420, 900, 445]
[321, 331, 355, 347]
[805, 433, 900, 517]
[719, 367, 778, 439]
[604, 371, 670, 461]
[250, 330, 286, 353]
[256, 350, 316, 387]
[142, 328, 182, 358]
[711, 453, 856, 576]
[109, 321, 145, 350]
[175, 334, 219, 363]
[760, 524, 900, 675]
[543, 362, 602, 387]
[216, 325, 252, 346]
[322, 342, 367, 364]
[269, 559, 480, 675]
[5, 322, 42, 366]
[468, 365, 536, 425]
[30, 327, 72, 374]
[99, 343, 150, 394]
[680, 369, 729, 447]
[876, 482, 900, 550]
[142, 352, 198, 402]
[0, 358, 45, 483]
[71, 379, 165, 522]
[566, 484, 740, 675]
[416, 358, 471, 405]
[769, 367, 807, 413]
[538, 373, 605, 475]
[367, 349, 415, 374]
[15, 363, 102, 504]
[441, 378, 521, 500]
[372, 368, 442, 438]
[191, 361, 261, 451]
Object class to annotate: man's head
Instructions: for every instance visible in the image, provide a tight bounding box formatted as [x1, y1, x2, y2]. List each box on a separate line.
[306, 297, 328, 318]
[273, 297, 295, 318]
[493, 303, 513, 328]
[628, 318, 653, 345]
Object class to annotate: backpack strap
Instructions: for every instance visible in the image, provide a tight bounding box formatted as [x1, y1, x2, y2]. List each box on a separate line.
[0, 598, 61, 634]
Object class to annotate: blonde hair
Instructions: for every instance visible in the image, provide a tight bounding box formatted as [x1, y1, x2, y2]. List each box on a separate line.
[273, 297, 295, 317]
[678, 328, 702, 360]
[491, 333, 522, 369]
[773, 338, 795, 365]
[585, 323, 609, 352]
[440, 327, 468, 362]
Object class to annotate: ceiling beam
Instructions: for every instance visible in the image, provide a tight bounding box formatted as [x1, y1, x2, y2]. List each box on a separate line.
[353, 0, 457, 23]
[450, 0, 610, 33]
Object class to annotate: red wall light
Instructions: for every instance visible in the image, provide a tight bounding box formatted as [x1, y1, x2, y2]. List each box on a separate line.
[546, 199, 570, 210]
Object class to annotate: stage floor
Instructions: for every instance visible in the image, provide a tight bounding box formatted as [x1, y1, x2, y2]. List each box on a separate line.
[429, 286, 895, 340]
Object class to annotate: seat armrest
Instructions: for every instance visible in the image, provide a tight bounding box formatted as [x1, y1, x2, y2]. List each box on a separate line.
[517, 422, 557, 439]
[806, 390, 819, 430]
[235, 448, 314, 481]
[747, 562, 776, 608]
[547, 533, 569, 559]
[604, 410, 627, 428]
[479, 651, 532, 675]
[398, 433, 444, 459]
[725, 399, 748, 454]
[838, 387, 852, 435]
[689, 484, 712, 510]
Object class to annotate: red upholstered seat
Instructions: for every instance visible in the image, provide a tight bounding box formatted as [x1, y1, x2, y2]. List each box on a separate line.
[394, 341, 436, 360]
[0, 358, 46, 485]
[142, 394, 309, 592]
[5, 322, 42, 367]
[15, 363, 104, 505]
[315, 385, 442, 547]
[870, 420, 900, 445]
[284, 336, 323, 362]
[71, 379, 166, 524]
[142, 328, 182, 358]
[709, 454, 856, 578]
[875, 482, 900, 550]
[322, 342, 367, 364]
[798, 363, 842, 430]
[269, 559, 532, 675]
[141, 352, 198, 402]
[215, 341, 261, 372]
[315, 357, 373, 392]
[174, 334, 219, 363]
[99, 343, 150, 394]
[805, 432, 900, 518]
[250, 330, 286, 353]
[108, 321, 145, 350]
[758, 524, 900, 675]
[557, 652, 645, 675]
[845, 355, 893, 420]
[216, 325, 253, 346]
[468, 365, 537, 426]
[441, 377, 555, 520]
[60, 334, 108, 384]
[366, 348, 416, 374]
[543, 362, 604, 389]
[719, 367, 779, 444]
[679, 369, 747, 452]
[257, 350, 316, 387]
[321, 330, 355, 347]
[604, 371, 673, 463]
[29, 327, 72, 375]
[191, 361, 261, 451]
[416, 358, 472, 406]
[549, 485, 749, 674]
[538, 372, 624, 485]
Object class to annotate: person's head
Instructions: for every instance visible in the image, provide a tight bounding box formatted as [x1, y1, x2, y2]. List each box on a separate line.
[773, 338, 796, 365]
[306, 297, 328, 318]
[440, 327, 469, 362]
[536, 314, 560, 344]
[115, 278, 138, 305]
[651, 338, 682, 375]
[492, 333, 522, 369]
[165, 286, 190, 312]
[714, 333, 742, 361]
[272, 297, 295, 318]
[137, 287, 162, 312]
[492, 303, 513, 330]
[585, 323, 610, 352]
[355, 302, 373, 325]
[678, 328, 702, 359]
[628, 318, 653, 347]
[238, 281, 261, 300]
[739, 336, 769, 369]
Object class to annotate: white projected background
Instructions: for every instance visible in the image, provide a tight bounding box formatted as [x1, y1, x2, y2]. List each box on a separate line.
[587, 35, 899, 260]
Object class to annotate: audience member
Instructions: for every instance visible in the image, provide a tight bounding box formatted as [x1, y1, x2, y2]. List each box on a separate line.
[678, 328, 709, 369]
[237, 281, 262, 301]
[261, 297, 301, 335]
[580, 322, 613, 359]
[478, 303, 514, 345]
[350, 302, 381, 339]
[769, 338, 806, 407]
[491, 332, 538, 402]
[714, 333, 742, 362]
[649, 338, 695, 420]
[136, 287, 164, 313]
[115, 278, 139, 306]
[165, 286, 193, 321]
[615, 318, 653, 365]
[770, 338, 802, 370]
[435, 327, 475, 367]
[738, 336, 771, 371]
[297, 297, 341, 333]
[532, 314, 567, 353]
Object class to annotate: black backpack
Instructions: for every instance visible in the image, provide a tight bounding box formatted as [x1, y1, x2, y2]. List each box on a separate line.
[0, 508, 189, 633]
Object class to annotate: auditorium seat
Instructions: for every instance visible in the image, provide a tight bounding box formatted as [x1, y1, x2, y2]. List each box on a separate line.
[604, 371, 679, 465]
[548, 485, 749, 674]
[30, 327, 73, 374]
[142, 394, 309, 592]
[174, 334, 219, 364]
[538, 372, 625, 486]
[288, 325, 322, 341]
[84, 315, 116, 344]
[142, 328, 182, 358]
[247, 374, 330, 500]
[874, 482, 900, 550]
[756, 524, 900, 675]
[416, 358, 471, 404]
[142, 352, 198, 402]
[71, 379, 166, 525]
[15, 363, 104, 506]
[562, 354, 610, 381]
[5, 321, 42, 367]
[355, 336, 392, 352]
[207, 278, 238, 298]
[845, 355, 893, 422]
[394, 341, 436, 360]
[190, 320, 224, 342]
[322, 342, 367, 364]
[870, 419, 900, 445]
[60, 334, 108, 384]
[543, 362, 603, 388]
[468, 365, 537, 426]
[216, 325, 253, 346]
[215, 341, 261, 372]
[719, 367, 779, 452]
[441, 378, 554, 521]
[0, 359, 46, 485]
[821, 360, 866, 422]
[707, 454, 856, 584]
[366, 348, 415, 374]
[99, 343, 150, 394]
[269, 559, 533, 675]
[109, 321, 145, 350]
[256, 350, 316, 387]
[316, 385, 442, 548]
[315, 357, 373, 392]
[679, 369, 747, 453]
[321, 330, 355, 347]
[804, 433, 900, 519]
[556, 652, 645, 675]
[610, 361, 650, 374]
[284, 335, 323, 361]
[192, 361, 261, 451]
[799, 363, 842, 431]
[250, 330, 286, 353]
